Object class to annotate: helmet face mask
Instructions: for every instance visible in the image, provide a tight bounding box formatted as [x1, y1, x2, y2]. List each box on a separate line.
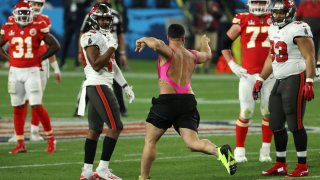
[13, 1, 34, 26]
[88, 4, 113, 34]
[271, 0, 296, 28]
[248, 0, 271, 16]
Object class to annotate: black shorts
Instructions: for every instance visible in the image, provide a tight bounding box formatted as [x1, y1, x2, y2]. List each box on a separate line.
[269, 72, 306, 132]
[86, 85, 123, 132]
[146, 94, 200, 133]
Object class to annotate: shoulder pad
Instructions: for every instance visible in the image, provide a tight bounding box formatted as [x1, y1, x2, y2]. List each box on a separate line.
[290, 21, 313, 38]
[81, 31, 100, 48]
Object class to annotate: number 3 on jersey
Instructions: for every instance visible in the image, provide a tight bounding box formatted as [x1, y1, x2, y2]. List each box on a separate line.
[11, 37, 34, 58]
[270, 40, 288, 62]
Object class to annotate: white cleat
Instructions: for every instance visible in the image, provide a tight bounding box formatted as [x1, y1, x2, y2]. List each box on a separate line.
[95, 167, 122, 180]
[30, 133, 44, 141]
[259, 147, 272, 162]
[8, 134, 17, 143]
[80, 168, 95, 180]
[234, 147, 248, 163]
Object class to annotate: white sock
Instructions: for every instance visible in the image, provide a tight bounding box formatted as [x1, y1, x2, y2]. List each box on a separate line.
[83, 163, 93, 172]
[97, 160, 109, 170]
[30, 125, 39, 133]
[261, 143, 271, 149]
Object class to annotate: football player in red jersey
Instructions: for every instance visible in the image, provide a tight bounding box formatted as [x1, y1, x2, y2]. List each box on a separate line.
[7, 0, 62, 143]
[0, 1, 60, 153]
[221, 0, 274, 163]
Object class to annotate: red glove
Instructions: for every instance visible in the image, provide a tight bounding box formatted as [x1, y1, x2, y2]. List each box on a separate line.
[302, 81, 314, 101]
[252, 80, 263, 100]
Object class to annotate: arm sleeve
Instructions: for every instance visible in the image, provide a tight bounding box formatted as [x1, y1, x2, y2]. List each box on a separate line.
[112, 59, 127, 87]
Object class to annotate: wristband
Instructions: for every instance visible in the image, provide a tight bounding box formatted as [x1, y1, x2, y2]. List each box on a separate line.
[306, 78, 314, 83]
[119, 50, 126, 55]
[50, 61, 60, 74]
[256, 76, 265, 82]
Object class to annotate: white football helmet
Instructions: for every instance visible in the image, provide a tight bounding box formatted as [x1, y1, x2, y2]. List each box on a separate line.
[248, 0, 271, 16]
[27, 0, 46, 15]
[13, 1, 34, 26]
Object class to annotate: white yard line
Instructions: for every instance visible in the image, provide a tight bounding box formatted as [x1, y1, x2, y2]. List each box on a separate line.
[1, 149, 320, 169]
[0, 70, 237, 80]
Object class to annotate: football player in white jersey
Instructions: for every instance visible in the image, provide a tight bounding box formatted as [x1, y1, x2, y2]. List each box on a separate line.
[252, 0, 315, 177]
[78, 4, 134, 180]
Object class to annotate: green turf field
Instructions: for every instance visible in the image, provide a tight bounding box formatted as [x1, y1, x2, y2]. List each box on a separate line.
[0, 59, 320, 179]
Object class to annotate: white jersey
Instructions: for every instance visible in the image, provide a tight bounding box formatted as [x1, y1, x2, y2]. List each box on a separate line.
[268, 21, 313, 79]
[80, 30, 118, 88]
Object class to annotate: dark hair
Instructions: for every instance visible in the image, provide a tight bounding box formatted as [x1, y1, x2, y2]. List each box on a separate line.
[168, 24, 185, 39]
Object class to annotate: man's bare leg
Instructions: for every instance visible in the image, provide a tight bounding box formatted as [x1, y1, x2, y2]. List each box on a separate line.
[140, 123, 166, 180]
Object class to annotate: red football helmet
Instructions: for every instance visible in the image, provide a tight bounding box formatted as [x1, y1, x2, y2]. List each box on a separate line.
[13, 1, 34, 26]
[27, 0, 46, 15]
[271, 0, 296, 27]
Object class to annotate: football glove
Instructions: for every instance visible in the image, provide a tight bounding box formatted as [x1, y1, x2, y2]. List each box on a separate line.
[228, 60, 247, 78]
[302, 79, 314, 101]
[252, 78, 264, 100]
[124, 85, 135, 103]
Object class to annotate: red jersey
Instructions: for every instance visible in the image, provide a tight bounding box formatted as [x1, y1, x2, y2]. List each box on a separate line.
[0, 21, 49, 67]
[8, 14, 50, 57]
[232, 13, 272, 74]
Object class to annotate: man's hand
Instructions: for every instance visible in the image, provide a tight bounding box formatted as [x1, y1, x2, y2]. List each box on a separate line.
[228, 60, 248, 78]
[124, 85, 135, 103]
[135, 38, 146, 53]
[200, 34, 210, 45]
[54, 73, 61, 84]
[302, 79, 314, 101]
[50, 61, 61, 84]
[252, 79, 264, 100]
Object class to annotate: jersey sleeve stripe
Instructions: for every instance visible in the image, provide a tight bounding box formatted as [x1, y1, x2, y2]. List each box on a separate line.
[40, 27, 50, 33]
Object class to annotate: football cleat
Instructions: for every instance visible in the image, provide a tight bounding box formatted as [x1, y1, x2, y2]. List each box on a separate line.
[217, 144, 237, 175]
[9, 140, 26, 154]
[259, 147, 272, 162]
[262, 162, 287, 176]
[95, 168, 122, 180]
[234, 147, 248, 163]
[47, 136, 56, 153]
[138, 176, 151, 180]
[8, 134, 17, 143]
[285, 163, 309, 177]
[30, 133, 44, 141]
[80, 168, 95, 180]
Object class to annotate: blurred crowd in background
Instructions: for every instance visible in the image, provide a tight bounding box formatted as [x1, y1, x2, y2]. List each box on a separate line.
[0, 0, 319, 74]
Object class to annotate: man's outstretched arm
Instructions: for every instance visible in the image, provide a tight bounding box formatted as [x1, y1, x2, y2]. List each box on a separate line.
[135, 37, 172, 59]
